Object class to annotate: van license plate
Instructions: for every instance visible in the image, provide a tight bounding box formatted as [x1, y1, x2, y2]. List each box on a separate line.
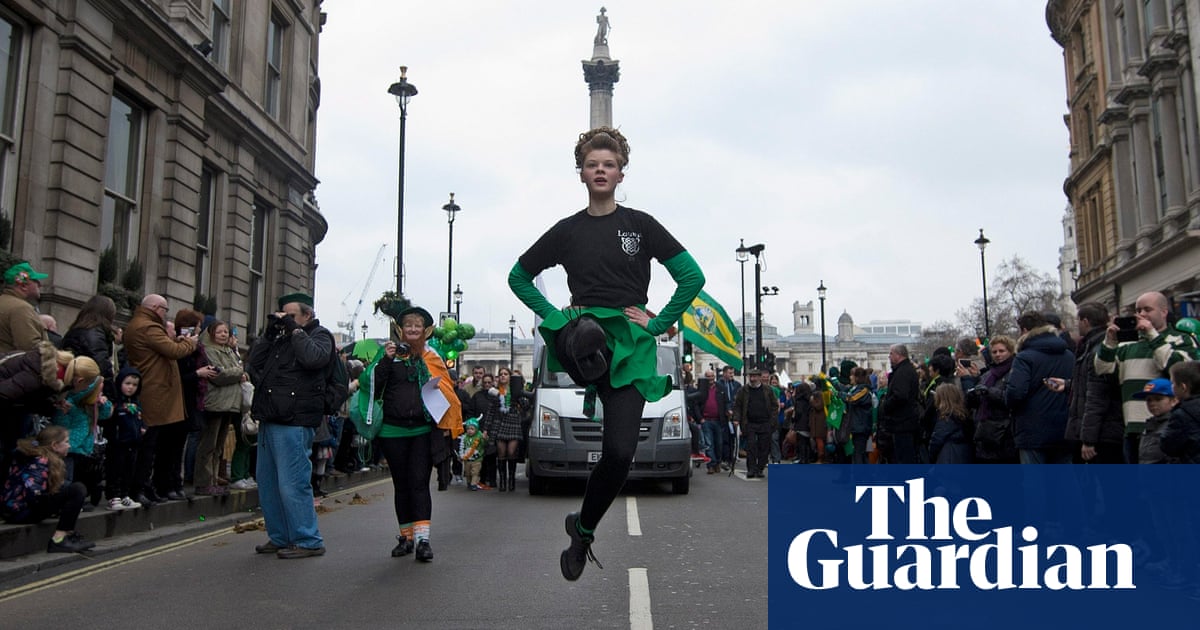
[587, 451, 602, 463]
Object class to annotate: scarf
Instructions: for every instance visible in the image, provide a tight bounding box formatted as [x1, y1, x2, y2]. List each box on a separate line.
[976, 357, 1014, 425]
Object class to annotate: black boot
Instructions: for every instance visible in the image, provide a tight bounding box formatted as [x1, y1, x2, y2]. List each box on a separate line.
[391, 535, 413, 557]
[508, 459, 518, 493]
[560, 512, 601, 581]
[497, 460, 507, 492]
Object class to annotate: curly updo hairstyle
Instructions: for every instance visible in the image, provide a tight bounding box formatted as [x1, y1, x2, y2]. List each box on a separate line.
[574, 126, 630, 170]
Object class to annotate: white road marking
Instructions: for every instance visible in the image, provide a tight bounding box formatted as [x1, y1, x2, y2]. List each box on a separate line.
[626, 496, 641, 536]
[629, 568, 653, 630]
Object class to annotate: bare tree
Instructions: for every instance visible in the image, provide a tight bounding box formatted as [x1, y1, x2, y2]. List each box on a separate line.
[956, 255, 1061, 339]
[914, 319, 964, 363]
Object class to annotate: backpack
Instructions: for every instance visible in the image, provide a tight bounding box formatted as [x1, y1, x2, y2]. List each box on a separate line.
[323, 339, 350, 415]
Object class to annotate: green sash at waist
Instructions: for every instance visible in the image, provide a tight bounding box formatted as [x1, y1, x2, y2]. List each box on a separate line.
[538, 306, 672, 403]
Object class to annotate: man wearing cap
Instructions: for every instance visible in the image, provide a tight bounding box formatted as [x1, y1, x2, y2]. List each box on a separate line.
[0, 261, 49, 353]
[247, 292, 333, 559]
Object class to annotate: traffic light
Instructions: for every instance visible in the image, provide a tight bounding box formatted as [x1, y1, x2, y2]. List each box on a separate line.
[682, 340, 694, 365]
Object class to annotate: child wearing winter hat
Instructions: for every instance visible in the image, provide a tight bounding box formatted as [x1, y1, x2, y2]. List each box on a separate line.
[458, 418, 485, 490]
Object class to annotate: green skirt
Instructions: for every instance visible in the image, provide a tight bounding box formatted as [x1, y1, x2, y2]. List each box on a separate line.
[538, 307, 672, 403]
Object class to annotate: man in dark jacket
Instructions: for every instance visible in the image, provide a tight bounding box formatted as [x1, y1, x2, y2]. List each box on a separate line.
[715, 365, 741, 469]
[734, 367, 778, 478]
[247, 293, 332, 559]
[1062, 302, 1124, 463]
[879, 344, 921, 463]
[1005, 312, 1075, 464]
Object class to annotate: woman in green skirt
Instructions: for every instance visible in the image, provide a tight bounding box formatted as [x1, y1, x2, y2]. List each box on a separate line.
[508, 127, 705, 580]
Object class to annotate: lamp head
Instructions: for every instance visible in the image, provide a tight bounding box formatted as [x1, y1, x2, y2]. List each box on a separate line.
[974, 228, 990, 251]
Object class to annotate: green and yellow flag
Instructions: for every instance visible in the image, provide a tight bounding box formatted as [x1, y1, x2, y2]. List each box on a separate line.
[681, 290, 743, 369]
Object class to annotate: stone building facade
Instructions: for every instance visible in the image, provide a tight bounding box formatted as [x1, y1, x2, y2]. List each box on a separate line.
[1047, 0, 1200, 314]
[0, 0, 327, 334]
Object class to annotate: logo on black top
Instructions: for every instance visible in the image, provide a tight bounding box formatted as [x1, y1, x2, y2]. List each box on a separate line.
[618, 230, 641, 256]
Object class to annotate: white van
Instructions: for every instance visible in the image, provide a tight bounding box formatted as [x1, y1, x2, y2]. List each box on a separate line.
[526, 341, 693, 495]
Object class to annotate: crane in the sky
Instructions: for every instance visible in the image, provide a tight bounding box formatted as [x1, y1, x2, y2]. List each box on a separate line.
[338, 244, 387, 339]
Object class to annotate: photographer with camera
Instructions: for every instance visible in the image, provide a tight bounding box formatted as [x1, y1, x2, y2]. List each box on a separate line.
[1095, 291, 1199, 463]
[246, 293, 333, 559]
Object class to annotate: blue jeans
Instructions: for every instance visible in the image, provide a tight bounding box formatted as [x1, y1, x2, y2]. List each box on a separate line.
[701, 420, 723, 470]
[257, 423, 322, 549]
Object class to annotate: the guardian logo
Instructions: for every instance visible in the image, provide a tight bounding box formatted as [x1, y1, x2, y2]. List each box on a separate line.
[787, 478, 1135, 591]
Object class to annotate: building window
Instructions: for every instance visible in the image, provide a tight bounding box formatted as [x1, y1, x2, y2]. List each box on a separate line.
[101, 93, 145, 270]
[210, 0, 231, 70]
[0, 12, 26, 249]
[249, 200, 269, 327]
[1083, 104, 1095, 154]
[265, 12, 286, 119]
[195, 166, 215, 298]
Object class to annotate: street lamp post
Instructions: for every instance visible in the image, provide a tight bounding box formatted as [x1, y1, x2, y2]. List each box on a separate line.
[453, 284, 463, 322]
[443, 193, 460, 313]
[508, 315, 516, 369]
[361, 321, 368, 341]
[759, 285, 779, 372]
[387, 66, 418, 294]
[818, 280, 827, 374]
[736, 240, 750, 378]
[736, 242, 767, 371]
[974, 229, 991, 337]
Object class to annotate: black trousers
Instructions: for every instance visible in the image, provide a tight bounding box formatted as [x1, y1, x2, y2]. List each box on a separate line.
[579, 382, 645, 531]
[745, 426, 772, 474]
[378, 432, 434, 526]
[8, 481, 87, 532]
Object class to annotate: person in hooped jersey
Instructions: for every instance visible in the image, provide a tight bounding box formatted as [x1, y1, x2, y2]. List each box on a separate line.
[508, 127, 705, 580]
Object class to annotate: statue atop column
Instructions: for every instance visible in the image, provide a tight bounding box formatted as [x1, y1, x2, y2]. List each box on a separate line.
[594, 7, 610, 45]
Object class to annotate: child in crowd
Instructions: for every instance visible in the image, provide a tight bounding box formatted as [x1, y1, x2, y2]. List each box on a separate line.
[1133, 378, 1175, 464]
[929, 383, 973, 464]
[1161, 361, 1200, 463]
[1, 426, 96, 553]
[51, 357, 113, 501]
[459, 418, 485, 491]
[102, 367, 146, 509]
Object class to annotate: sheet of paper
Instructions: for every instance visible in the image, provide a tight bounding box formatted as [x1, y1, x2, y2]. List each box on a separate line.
[422, 375, 449, 424]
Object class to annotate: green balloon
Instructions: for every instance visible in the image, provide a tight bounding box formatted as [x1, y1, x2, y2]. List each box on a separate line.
[1177, 317, 1200, 334]
[433, 326, 445, 339]
[453, 339, 465, 351]
[459, 323, 476, 339]
[443, 329, 458, 343]
[460, 340, 469, 352]
[443, 318, 458, 331]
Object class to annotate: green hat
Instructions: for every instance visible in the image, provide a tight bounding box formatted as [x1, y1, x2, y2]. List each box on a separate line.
[277, 292, 314, 310]
[397, 305, 434, 328]
[465, 417, 480, 428]
[4, 262, 48, 285]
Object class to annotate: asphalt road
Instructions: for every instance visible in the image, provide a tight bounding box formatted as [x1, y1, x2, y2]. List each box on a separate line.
[0, 465, 770, 629]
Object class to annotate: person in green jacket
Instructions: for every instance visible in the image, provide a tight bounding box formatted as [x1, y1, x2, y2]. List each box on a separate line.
[508, 127, 704, 581]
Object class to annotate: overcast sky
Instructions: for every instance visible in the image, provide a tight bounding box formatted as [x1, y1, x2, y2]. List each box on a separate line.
[312, 1, 1069, 342]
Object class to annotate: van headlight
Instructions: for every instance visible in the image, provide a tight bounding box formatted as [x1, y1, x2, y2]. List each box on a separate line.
[536, 406, 561, 438]
[660, 407, 685, 439]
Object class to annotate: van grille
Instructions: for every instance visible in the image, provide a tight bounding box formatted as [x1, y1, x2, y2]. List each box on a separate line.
[567, 418, 653, 443]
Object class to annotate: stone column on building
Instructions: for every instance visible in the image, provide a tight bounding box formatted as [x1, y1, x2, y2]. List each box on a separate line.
[1123, 0, 1145, 62]
[1129, 105, 1160, 252]
[1106, 114, 1139, 263]
[1152, 85, 1187, 224]
[581, 8, 620, 129]
[1179, 65, 1200, 198]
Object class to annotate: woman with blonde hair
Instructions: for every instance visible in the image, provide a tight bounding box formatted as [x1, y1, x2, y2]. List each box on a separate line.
[1, 425, 96, 552]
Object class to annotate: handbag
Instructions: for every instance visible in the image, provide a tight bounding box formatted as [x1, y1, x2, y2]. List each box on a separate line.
[241, 411, 259, 436]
